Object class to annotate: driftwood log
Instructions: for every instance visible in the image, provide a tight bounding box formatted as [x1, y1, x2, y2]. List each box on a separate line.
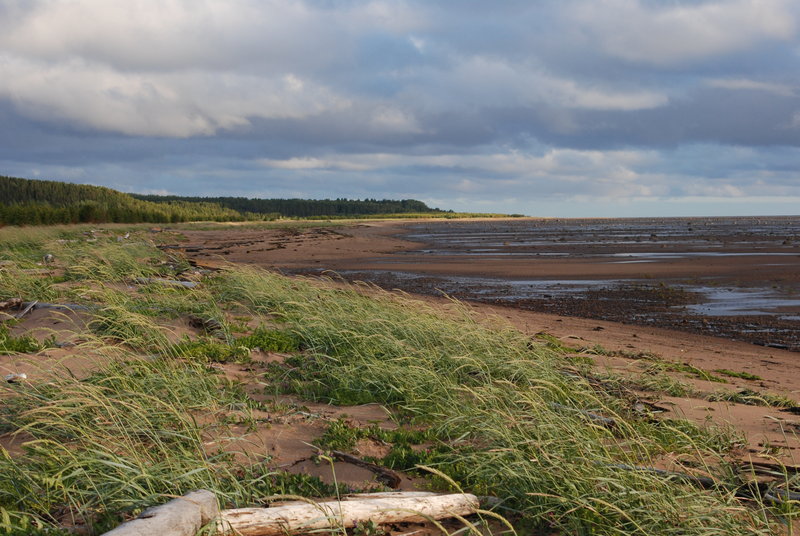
[330, 449, 403, 488]
[102, 491, 480, 535]
[219, 492, 480, 536]
[20, 301, 93, 312]
[609, 463, 800, 504]
[15, 300, 37, 319]
[549, 402, 617, 427]
[101, 490, 218, 536]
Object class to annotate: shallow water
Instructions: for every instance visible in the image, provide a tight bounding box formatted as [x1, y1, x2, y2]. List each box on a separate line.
[339, 216, 800, 350]
[404, 217, 800, 253]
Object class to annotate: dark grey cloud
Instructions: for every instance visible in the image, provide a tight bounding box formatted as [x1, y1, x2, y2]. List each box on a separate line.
[1, 0, 800, 216]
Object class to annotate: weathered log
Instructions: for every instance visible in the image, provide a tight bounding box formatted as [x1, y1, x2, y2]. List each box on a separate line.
[101, 490, 218, 536]
[549, 402, 617, 427]
[738, 461, 800, 476]
[220, 492, 480, 536]
[20, 302, 93, 312]
[15, 300, 37, 319]
[608, 463, 800, 504]
[343, 491, 438, 500]
[188, 315, 225, 333]
[264, 492, 439, 507]
[330, 449, 402, 488]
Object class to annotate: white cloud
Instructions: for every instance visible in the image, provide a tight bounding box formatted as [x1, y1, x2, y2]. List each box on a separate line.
[1, 1, 800, 216]
[258, 148, 658, 186]
[0, 0, 423, 71]
[255, 145, 800, 203]
[0, 55, 350, 137]
[415, 56, 668, 112]
[257, 157, 371, 171]
[705, 78, 796, 96]
[369, 106, 425, 134]
[571, 0, 796, 66]
[0, 0, 435, 137]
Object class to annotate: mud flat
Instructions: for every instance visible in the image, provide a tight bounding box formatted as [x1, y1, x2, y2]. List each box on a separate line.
[166, 218, 800, 470]
[173, 216, 800, 351]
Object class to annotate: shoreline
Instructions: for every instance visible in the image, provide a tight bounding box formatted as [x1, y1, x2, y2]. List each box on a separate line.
[165, 218, 800, 466]
[172, 216, 800, 351]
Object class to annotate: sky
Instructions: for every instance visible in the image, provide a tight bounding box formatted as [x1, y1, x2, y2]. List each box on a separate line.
[1, 0, 800, 217]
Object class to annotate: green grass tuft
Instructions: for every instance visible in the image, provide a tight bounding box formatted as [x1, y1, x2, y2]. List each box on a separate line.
[708, 388, 797, 408]
[715, 369, 763, 381]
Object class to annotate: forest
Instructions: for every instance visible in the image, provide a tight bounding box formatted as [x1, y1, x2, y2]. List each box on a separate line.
[131, 194, 441, 218]
[0, 176, 442, 225]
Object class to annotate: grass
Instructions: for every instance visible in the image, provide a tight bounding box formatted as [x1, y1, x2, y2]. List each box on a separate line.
[0, 324, 55, 355]
[634, 373, 697, 397]
[707, 389, 797, 408]
[168, 337, 251, 363]
[715, 369, 764, 381]
[237, 326, 302, 353]
[316, 418, 432, 453]
[640, 360, 727, 384]
[226, 269, 781, 534]
[166, 326, 302, 363]
[0, 226, 795, 535]
[0, 358, 341, 534]
[586, 344, 727, 384]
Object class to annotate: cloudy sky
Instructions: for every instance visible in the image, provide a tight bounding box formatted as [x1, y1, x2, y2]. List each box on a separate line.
[2, 0, 800, 217]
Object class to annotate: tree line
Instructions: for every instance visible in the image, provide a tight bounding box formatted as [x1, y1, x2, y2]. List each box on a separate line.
[130, 194, 441, 218]
[0, 176, 247, 225]
[0, 175, 443, 226]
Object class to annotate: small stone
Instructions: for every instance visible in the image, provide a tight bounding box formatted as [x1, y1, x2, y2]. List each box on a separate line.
[5, 372, 27, 383]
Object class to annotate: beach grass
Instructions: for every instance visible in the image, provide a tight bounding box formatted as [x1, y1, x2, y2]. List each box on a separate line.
[0, 226, 795, 534]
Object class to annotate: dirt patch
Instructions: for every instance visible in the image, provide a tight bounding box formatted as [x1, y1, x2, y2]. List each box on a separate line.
[661, 396, 800, 463]
[7, 307, 90, 345]
[0, 430, 35, 457]
[165, 223, 417, 272]
[0, 346, 113, 384]
[355, 438, 392, 459]
[287, 459, 384, 490]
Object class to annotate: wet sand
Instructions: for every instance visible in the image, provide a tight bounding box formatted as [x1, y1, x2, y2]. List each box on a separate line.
[164, 218, 800, 467]
[157, 217, 800, 467]
[172, 217, 800, 350]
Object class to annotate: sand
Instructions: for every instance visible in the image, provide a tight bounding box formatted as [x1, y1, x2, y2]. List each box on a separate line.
[168, 219, 800, 466]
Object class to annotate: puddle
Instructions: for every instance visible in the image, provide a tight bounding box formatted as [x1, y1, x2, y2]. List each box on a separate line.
[681, 288, 800, 317]
[610, 252, 799, 259]
[336, 270, 627, 300]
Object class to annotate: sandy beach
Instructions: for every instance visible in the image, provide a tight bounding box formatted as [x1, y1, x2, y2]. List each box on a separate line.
[172, 217, 800, 347]
[165, 218, 800, 466]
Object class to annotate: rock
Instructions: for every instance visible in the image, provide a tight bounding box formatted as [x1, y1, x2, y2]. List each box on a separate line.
[5, 373, 27, 383]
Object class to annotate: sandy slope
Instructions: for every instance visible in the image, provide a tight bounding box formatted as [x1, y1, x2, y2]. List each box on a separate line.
[171, 220, 800, 466]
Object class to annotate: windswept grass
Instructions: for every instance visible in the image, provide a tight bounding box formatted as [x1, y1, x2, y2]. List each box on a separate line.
[708, 388, 797, 408]
[0, 324, 55, 355]
[0, 228, 794, 535]
[0, 357, 340, 534]
[715, 369, 763, 381]
[223, 268, 781, 535]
